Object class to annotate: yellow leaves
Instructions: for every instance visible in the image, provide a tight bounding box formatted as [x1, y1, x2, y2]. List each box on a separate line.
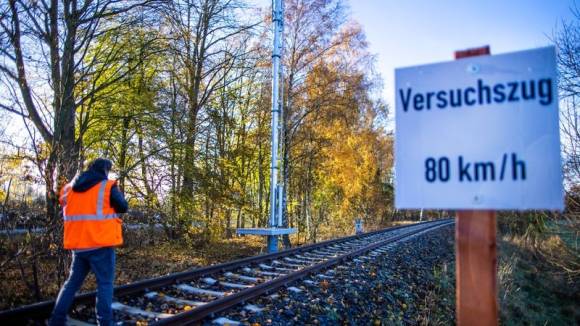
[182, 305, 192, 311]
[48, 243, 58, 254]
[317, 125, 383, 216]
[0, 152, 26, 182]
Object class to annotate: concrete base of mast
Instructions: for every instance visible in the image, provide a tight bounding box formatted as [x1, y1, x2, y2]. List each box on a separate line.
[236, 228, 297, 253]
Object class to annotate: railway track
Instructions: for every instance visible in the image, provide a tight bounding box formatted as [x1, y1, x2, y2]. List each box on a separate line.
[0, 219, 453, 325]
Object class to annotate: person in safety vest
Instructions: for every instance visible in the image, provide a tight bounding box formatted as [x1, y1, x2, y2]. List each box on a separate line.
[50, 158, 128, 326]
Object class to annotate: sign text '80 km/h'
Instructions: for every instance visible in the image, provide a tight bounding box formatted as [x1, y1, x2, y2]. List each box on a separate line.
[395, 47, 563, 210]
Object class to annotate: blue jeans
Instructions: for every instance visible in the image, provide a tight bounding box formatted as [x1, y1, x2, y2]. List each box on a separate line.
[49, 248, 115, 326]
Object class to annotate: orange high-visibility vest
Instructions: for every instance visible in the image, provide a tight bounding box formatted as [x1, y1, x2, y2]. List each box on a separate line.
[59, 180, 123, 249]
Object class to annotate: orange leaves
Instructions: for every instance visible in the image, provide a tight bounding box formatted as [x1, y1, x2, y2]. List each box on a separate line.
[317, 125, 388, 221]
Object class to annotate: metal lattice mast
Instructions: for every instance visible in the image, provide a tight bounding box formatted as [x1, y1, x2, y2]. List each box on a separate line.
[277, 0, 285, 228]
[268, 0, 284, 251]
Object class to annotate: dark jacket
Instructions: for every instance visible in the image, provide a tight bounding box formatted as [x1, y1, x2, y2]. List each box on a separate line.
[72, 169, 129, 214]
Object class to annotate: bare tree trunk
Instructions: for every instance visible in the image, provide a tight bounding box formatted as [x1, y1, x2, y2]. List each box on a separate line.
[118, 116, 131, 191]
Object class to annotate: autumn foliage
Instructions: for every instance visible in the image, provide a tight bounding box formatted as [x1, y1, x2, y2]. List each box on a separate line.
[0, 0, 393, 246]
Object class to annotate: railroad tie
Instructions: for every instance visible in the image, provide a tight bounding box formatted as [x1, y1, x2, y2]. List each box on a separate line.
[175, 284, 226, 298]
[284, 257, 311, 264]
[294, 254, 322, 262]
[220, 281, 252, 289]
[287, 286, 303, 293]
[327, 246, 347, 253]
[111, 302, 173, 319]
[144, 292, 206, 307]
[201, 277, 251, 289]
[258, 261, 294, 272]
[258, 263, 274, 269]
[313, 249, 337, 256]
[272, 259, 302, 269]
[244, 304, 264, 313]
[212, 317, 241, 325]
[224, 272, 261, 283]
[302, 252, 327, 259]
[257, 270, 285, 277]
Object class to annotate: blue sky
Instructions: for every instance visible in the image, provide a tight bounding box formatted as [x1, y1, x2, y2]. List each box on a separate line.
[348, 0, 577, 116]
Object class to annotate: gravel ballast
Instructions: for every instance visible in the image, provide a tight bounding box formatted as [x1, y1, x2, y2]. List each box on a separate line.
[208, 224, 456, 325]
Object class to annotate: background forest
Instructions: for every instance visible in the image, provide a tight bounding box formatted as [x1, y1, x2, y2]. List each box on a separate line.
[0, 0, 393, 246]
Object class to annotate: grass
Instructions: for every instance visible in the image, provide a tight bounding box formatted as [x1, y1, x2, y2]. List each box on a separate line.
[417, 262, 455, 325]
[498, 220, 579, 325]
[415, 218, 579, 325]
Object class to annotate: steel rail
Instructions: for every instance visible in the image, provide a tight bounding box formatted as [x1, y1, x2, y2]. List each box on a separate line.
[153, 220, 454, 325]
[0, 219, 447, 324]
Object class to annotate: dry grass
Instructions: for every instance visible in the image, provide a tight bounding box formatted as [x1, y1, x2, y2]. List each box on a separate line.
[411, 218, 579, 325]
[498, 222, 580, 325]
[0, 233, 265, 311]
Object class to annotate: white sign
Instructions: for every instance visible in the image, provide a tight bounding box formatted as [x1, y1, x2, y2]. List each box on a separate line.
[395, 47, 563, 210]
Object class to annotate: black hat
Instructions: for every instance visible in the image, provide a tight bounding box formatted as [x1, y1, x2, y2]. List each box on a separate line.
[87, 158, 113, 174]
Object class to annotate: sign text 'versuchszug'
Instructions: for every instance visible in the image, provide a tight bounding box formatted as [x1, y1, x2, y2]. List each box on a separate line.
[395, 47, 563, 210]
